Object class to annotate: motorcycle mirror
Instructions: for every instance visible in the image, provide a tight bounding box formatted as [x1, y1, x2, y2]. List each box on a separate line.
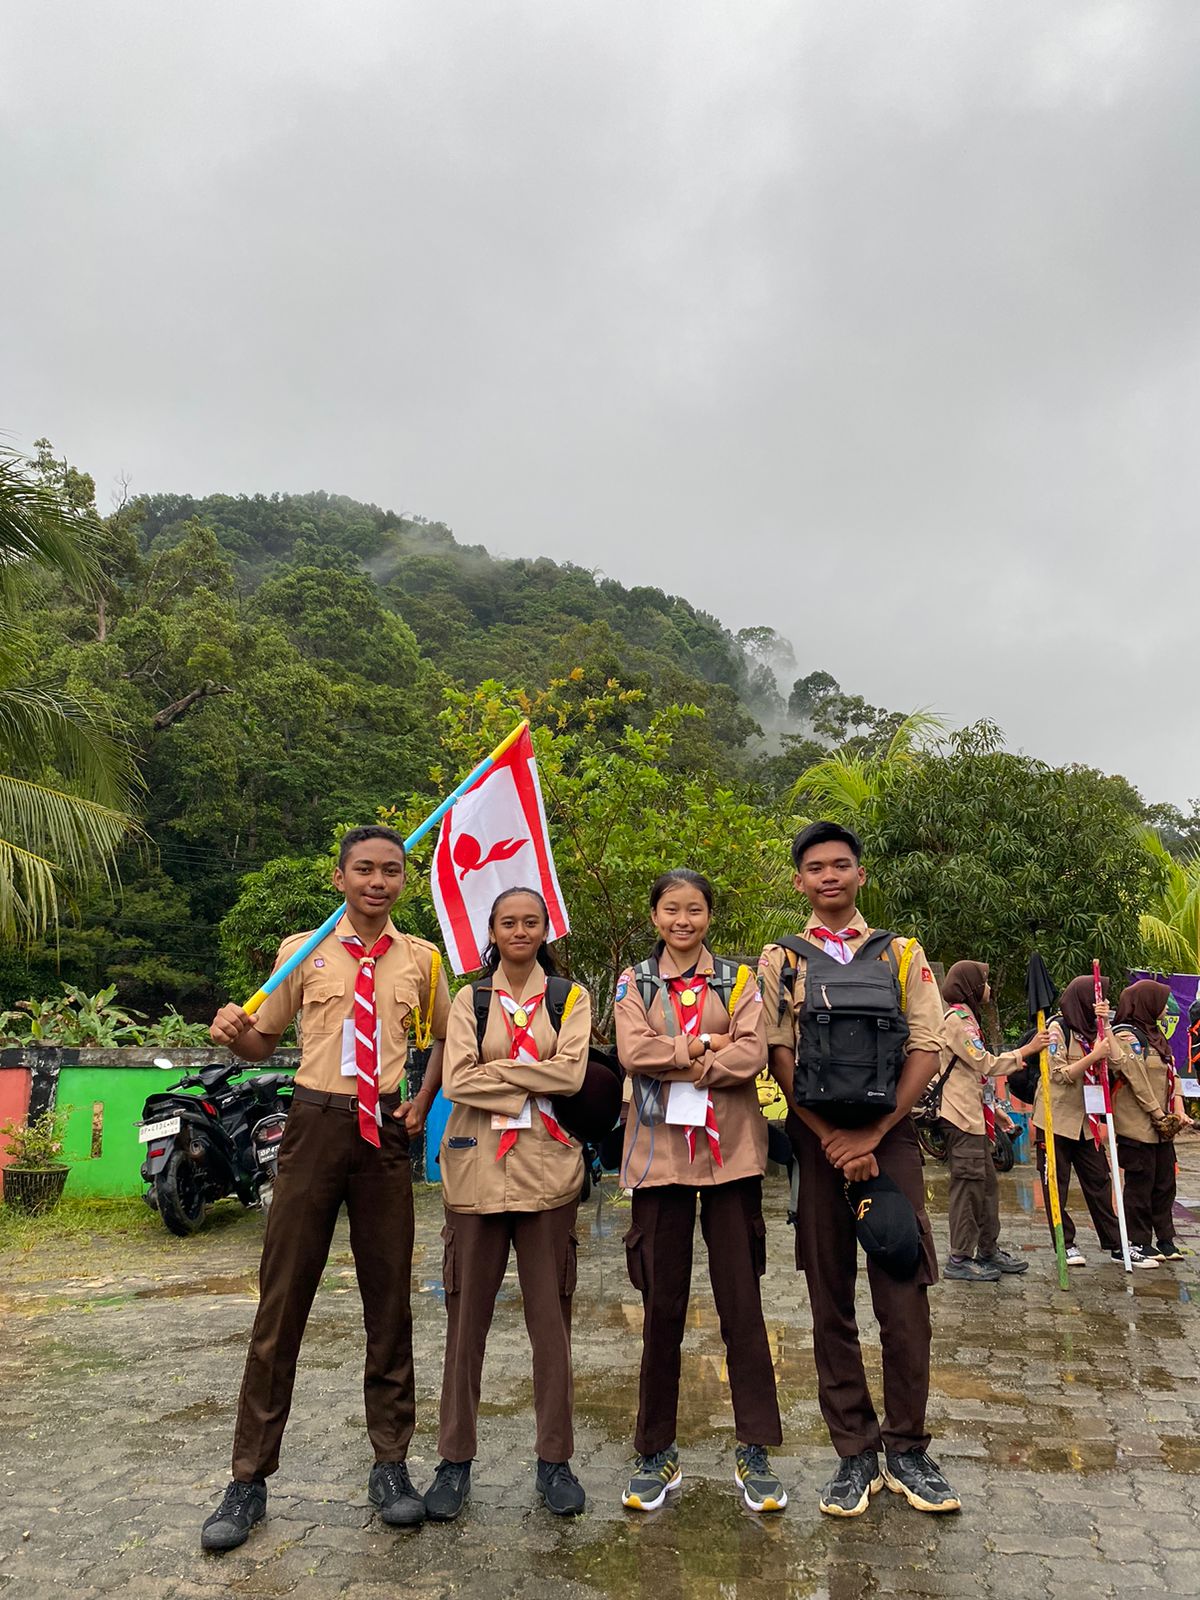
[153, 1056, 175, 1071]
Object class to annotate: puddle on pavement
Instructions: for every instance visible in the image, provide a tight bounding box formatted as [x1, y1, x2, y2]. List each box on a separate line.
[135, 1271, 260, 1300]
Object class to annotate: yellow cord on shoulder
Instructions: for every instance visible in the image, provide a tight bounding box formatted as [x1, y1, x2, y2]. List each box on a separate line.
[560, 983, 583, 1021]
[728, 963, 752, 1016]
[412, 947, 441, 1050]
[896, 938, 918, 1012]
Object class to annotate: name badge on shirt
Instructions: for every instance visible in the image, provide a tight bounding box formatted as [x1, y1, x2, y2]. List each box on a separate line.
[341, 1018, 382, 1077]
[665, 1079, 710, 1126]
[1083, 1085, 1107, 1114]
[492, 1100, 532, 1131]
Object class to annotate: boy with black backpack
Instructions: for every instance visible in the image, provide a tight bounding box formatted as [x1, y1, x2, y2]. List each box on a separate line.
[760, 822, 959, 1518]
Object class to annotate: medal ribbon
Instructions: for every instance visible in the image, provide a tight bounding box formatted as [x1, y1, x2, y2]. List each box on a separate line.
[493, 989, 572, 1158]
[667, 975, 722, 1167]
[342, 932, 393, 1147]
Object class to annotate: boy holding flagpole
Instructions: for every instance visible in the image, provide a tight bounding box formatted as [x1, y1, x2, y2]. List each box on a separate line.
[200, 824, 451, 1552]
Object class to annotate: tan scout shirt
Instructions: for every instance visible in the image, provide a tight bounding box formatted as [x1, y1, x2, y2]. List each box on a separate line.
[613, 946, 767, 1188]
[440, 963, 590, 1215]
[939, 1004, 1022, 1136]
[759, 909, 944, 1059]
[254, 916, 450, 1095]
[1110, 1026, 1170, 1144]
[1032, 1021, 1093, 1142]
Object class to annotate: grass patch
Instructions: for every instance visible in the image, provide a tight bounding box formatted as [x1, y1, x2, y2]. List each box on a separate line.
[0, 1193, 159, 1254]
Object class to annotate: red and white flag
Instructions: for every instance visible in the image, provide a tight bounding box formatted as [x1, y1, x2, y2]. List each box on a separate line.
[431, 726, 569, 974]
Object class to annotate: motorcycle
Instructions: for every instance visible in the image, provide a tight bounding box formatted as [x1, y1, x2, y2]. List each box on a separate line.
[137, 1057, 293, 1235]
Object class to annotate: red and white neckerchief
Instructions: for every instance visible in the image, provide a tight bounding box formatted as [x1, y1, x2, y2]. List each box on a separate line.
[493, 988, 572, 1160]
[810, 926, 862, 965]
[667, 974, 722, 1167]
[1078, 1033, 1107, 1148]
[342, 932, 393, 1147]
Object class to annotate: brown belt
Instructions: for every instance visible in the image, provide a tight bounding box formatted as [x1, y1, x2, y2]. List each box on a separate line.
[292, 1083, 404, 1114]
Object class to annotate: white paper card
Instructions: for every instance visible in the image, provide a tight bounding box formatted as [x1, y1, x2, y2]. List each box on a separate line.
[492, 1099, 532, 1132]
[341, 1018, 382, 1077]
[1083, 1085, 1107, 1114]
[666, 1079, 710, 1126]
[1181, 1078, 1200, 1099]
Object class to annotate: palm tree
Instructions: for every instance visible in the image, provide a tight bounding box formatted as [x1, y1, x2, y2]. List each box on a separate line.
[1139, 829, 1200, 976]
[0, 448, 142, 941]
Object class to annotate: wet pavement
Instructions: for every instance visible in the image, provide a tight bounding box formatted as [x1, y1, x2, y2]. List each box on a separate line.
[3, 1146, 1200, 1598]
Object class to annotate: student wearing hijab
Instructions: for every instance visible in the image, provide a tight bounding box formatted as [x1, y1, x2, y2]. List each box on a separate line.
[614, 869, 784, 1515]
[424, 888, 591, 1522]
[1033, 975, 1122, 1268]
[938, 962, 1047, 1283]
[1111, 980, 1187, 1265]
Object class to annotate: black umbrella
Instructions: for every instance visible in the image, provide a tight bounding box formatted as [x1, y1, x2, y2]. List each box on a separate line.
[1026, 950, 1067, 1288]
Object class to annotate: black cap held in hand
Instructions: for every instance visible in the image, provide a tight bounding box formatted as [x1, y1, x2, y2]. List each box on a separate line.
[844, 1172, 921, 1281]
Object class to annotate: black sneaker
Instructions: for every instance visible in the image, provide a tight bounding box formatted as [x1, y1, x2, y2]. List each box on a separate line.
[943, 1257, 1000, 1283]
[536, 1458, 585, 1516]
[734, 1443, 787, 1512]
[368, 1460, 426, 1528]
[622, 1446, 682, 1511]
[1156, 1239, 1187, 1260]
[424, 1459, 471, 1522]
[818, 1450, 881, 1517]
[200, 1479, 267, 1551]
[882, 1449, 961, 1513]
[976, 1248, 1029, 1276]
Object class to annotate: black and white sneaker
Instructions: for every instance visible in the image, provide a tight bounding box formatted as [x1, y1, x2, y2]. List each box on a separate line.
[882, 1450, 961, 1513]
[200, 1479, 267, 1551]
[424, 1459, 471, 1522]
[1115, 1246, 1160, 1270]
[1156, 1239, 1187, 1261]
[368, 1460, 426, 1527]
[1065, 1245, 1087, 1267]
[818, 1450, 882, 1517]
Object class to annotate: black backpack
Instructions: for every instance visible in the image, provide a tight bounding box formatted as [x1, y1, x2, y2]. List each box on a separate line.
[1006, 1014, 1065, 1105]
[777, 930, 911, 1128]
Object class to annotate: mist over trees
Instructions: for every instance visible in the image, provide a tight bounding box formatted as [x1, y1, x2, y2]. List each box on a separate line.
[5, 441, 1194, 1026]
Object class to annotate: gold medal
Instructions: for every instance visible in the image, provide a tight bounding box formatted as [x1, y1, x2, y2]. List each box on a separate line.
[679, 988, 697, 1007]
[513, 1008, 529, 1028]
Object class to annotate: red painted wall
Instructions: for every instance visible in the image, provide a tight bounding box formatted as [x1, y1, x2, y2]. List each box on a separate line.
[0, 1069, 33, 1196]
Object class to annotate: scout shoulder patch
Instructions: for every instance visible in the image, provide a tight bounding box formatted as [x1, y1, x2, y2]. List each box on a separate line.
[615, 971, 631, 1002]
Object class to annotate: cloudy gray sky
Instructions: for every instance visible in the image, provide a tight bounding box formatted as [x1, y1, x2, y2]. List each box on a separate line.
[4, 2, 1199, 804]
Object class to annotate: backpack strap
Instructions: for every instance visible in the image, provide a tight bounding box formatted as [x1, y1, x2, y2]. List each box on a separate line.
[632, 957, 676, 1035]
[472, 973, 580, 1052]
[773, 936, 809, 1023]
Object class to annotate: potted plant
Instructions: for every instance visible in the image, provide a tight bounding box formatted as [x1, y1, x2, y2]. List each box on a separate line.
[1, 1107, 73, 1214]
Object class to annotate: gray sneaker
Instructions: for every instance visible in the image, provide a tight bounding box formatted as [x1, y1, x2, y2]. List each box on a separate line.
[976, 1248, 1029, 1276]
[882, 1449, 961, 1513]
[622, 1445, 682, 1512]
[734, 1443, 787, 1512]
[200, 1480, 266, 1552]
[943, 1256, 1001, 1283]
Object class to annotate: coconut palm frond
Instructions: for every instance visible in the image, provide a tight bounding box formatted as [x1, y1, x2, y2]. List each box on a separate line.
[0, 776, 140, 916]
[0, 685, 142, 809]
[0, 449, 97, 596]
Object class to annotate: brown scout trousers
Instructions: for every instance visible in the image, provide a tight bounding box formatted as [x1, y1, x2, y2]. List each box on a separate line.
[231, 1096, 415, 1482]
[1116, 1138, 1177, 1247]
[1035, 1132, 1121, 1253]
[437, 1201, 579, 1463]
[940, 1122, 1000, 1259]
[787, 1114, 935, 1459]
[624, 1176, 782, 1455]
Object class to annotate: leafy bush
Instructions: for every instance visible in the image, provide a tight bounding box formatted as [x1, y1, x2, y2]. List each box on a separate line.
[1, 1107, 72, 1168]
[0, 985, 210, 1048]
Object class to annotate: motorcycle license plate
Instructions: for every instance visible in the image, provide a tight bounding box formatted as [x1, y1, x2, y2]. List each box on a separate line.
[139, 1115, 181, 1143]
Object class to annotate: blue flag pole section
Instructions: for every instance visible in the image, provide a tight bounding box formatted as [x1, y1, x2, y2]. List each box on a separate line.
[242, 719, 529, 1015]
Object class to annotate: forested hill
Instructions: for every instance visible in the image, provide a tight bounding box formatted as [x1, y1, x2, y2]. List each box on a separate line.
[16, 470, 886, 1013]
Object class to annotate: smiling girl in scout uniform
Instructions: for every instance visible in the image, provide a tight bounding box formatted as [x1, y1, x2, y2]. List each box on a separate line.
[1111, 980, 1189, 1265]
[938, 961, 1047, 1283]
[613, 869, 783, 1516]
[199, 825, 451, 1553]
[759, 821, 960, 1520]
[1032, 974, 1123, 1269]
[424, 887, 591, 1523]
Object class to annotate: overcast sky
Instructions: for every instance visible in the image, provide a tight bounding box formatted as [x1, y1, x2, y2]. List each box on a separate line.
[4, 2, 1199, 805]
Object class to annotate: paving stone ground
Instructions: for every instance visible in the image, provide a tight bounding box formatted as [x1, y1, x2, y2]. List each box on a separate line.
[3, 1142, 1200, 1598]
